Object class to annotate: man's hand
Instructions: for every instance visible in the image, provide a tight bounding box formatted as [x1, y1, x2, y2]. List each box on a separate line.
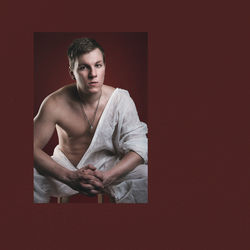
[64, 164, 104, 196]
[93, 169, 116, 188]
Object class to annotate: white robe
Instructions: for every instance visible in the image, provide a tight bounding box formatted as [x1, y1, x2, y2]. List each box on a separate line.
[34, 88, 148, 203]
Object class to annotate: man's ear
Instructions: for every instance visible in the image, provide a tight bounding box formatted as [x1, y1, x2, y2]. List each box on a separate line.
[69, 67, 76, 80]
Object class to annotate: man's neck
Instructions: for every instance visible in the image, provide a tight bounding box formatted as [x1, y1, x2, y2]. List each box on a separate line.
[77, 87, 103, 107]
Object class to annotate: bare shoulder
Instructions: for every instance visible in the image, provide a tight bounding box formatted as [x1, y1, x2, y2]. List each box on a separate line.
[102, 85, 116, 100]
[45, 84, 76, 104]
[35, 84, 76, 119]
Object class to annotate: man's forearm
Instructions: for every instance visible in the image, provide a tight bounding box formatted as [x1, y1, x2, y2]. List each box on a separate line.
[103, 151, 143, 186]
[34, 147, 70, 183]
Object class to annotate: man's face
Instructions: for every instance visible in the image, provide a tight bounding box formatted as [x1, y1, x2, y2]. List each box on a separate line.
[71, 48, 105, 94]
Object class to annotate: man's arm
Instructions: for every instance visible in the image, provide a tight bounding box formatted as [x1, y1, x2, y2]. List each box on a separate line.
[34, 96, 103, 195]
[96, 91, 147, 187]
[100, 151, 143, 187]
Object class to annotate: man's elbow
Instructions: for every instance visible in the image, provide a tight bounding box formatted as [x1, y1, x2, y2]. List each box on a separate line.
[33, 142, 41, 153]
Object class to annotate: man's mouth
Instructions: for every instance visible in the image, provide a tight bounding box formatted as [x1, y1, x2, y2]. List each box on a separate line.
[89, 81, 98, 85]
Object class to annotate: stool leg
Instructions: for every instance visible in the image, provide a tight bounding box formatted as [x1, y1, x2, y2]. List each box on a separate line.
[57, 197, 69, 203]
[97, 194, 103, 204]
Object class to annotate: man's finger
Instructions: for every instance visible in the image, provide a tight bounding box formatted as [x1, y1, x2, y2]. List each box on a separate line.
[83, 169, 95, 175]
[84, 164, 96, 171]
[79, 173, 101, 183]
[89, 189, 100, 195]
[80, 183, 94, 190]
[94, 170, 104, 181]
[89, 180, 104, 189]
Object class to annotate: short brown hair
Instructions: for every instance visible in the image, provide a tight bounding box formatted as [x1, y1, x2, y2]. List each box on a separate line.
[67, 37, 105, 69]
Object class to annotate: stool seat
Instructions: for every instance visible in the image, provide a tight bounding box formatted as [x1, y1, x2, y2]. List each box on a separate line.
[56, 194, 109, 204]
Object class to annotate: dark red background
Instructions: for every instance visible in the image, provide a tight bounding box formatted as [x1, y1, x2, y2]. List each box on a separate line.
[1, 1, 250, 250]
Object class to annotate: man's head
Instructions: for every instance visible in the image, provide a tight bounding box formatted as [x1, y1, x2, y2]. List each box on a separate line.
[68, 38, 106, 95]
[67, 38, 105, 70]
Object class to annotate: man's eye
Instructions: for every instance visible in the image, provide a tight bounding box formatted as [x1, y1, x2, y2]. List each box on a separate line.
[96, 64, 102, 68]
[78, 66, 86, 70]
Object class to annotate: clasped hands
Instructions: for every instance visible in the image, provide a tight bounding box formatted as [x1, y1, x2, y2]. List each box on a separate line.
[66, 164, 113, 196]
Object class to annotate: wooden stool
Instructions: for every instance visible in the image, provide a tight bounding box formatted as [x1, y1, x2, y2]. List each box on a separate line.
[57, 194, 103, 204]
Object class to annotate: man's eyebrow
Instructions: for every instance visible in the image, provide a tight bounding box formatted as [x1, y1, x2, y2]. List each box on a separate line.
[78, 60, 103, 66]
[78, 63, 88, 66]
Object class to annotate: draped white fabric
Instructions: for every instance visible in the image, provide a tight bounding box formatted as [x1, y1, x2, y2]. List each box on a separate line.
[34, 88, 148, 203]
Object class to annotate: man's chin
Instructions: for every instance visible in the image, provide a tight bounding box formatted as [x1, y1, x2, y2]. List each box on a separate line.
[86, 85, 103, 94]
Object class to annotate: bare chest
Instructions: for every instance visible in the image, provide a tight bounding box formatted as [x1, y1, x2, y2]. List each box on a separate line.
[55, 104, 103, 166]
[56, 103, 103, 140]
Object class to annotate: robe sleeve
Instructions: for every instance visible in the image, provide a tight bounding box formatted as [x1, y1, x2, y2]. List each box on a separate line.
[117, 90, 148, 164]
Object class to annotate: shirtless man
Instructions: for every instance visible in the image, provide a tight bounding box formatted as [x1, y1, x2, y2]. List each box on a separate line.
[34, 38, 148, 203]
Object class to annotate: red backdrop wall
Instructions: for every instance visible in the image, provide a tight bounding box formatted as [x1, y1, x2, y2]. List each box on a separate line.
[34, 32, 147, 156]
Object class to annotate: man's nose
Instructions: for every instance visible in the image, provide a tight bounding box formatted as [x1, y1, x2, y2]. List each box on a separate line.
[89, 67, 97, 78]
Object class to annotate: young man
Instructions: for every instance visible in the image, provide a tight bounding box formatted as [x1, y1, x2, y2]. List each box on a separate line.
[34, 38, 148, 203]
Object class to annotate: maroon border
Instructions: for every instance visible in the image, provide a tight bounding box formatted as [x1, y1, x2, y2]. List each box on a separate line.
[1, 1, 249, 249]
